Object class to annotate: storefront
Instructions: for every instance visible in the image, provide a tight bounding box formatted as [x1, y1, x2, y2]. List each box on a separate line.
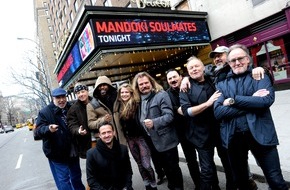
[53, 6, 211, 94]
[211, 7, 290, 88]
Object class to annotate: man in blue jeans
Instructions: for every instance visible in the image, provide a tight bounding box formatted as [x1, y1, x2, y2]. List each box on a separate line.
[35, 88, 85, 190]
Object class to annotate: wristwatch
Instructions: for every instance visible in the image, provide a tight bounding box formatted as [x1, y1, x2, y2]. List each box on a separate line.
[229, 98, 235, 105]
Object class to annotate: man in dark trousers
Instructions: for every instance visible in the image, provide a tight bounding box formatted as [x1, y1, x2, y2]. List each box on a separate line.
[166, 69, 200, 190]
[214, 44, 288, 190]
[132, 71, 183, 190]
[36, 87, 85, 190]
[67, 83, 92, 159]
[179, 56, 221, 190]
[86, 121, 133, 190]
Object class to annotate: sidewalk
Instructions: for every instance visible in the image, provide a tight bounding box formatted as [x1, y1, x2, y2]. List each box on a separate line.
[178, 89, 290, 185]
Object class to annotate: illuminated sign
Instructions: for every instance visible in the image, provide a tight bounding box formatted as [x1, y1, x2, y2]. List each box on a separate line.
[57, 43, 82, 86]
[78, 23, 95, 61]
[130, 0, 171, 9]
[93, 18, 210, 46]
[57, 23, 95, 86]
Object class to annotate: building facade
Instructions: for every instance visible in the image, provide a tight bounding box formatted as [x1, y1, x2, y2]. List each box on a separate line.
[190, 0, 290, 88]
[34, 0, 290, 92]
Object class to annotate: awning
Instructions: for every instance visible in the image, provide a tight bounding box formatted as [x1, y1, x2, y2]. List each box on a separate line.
[54, 6, 211, 91]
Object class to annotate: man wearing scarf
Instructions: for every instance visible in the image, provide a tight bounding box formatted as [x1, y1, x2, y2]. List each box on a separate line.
[86, 121, 133, 190]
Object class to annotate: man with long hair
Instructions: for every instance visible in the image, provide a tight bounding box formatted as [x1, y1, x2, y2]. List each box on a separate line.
[132, 72, 183, 190]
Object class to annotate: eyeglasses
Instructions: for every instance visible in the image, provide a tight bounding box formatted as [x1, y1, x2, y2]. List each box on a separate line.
[229, 56, 248, 64]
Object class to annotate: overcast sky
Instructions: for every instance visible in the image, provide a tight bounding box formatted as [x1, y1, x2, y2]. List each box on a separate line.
[0, 0, 35, 97]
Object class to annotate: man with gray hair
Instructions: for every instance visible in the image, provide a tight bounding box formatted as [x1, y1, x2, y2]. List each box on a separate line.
[214, 44, 288, 190]
[36, 87, 85, 190]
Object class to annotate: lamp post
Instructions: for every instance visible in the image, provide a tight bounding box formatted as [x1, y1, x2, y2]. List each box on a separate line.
[17, 37, 52, 106]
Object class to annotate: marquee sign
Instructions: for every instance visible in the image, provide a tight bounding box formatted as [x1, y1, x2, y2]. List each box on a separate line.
[93, 18, 210, 46]
[55, 7, 211, 87]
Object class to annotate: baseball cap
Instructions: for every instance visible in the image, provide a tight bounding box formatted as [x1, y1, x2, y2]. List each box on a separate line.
[209, 46, 229, 58]
[51, 88, 67, 97]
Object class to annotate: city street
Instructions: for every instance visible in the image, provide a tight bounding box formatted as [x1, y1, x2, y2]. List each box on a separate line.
[0, 127, 270, 190]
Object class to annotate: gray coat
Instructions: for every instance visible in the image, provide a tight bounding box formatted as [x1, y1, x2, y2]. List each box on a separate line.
[138, 90, 179, 152]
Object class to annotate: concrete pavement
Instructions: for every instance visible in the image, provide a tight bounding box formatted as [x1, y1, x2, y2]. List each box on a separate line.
[178, 89, 290, 186]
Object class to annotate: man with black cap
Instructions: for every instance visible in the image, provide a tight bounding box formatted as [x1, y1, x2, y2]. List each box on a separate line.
[67, 83, 93, 159]
[35, 87, 85, 190]
[87, 76, 127, 146]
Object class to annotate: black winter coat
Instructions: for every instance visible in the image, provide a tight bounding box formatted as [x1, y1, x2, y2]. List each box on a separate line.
[67, 97, 92, 158]
[35, 102, 72, 162]
[86, 138, 133, 190]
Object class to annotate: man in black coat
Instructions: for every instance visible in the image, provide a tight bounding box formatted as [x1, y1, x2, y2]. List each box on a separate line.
[179, 56, 221, 190]
[36, 87, 85, 190]
[166, 69, 200, 190]
[86, 121, 133, 190]
[67, 83, 92, 159]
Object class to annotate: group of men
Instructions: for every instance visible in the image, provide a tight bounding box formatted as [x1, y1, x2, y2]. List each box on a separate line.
[35, 43, 288, 190]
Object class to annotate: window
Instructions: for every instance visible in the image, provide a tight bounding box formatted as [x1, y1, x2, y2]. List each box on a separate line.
[67, 0, 70, 6]
[74, 1, 79, 12]
[61, 13, 64, 23]
[63, 7, 67, 16]
[104, 0, 112, 7]
[66, 21, 70, 29]
[48, 26, 53, 31]
[70, 11, 74, 22]
[47, 18, 51, 24]
[252, 0, 265, 6]
[91, 0, 96, 5]
[250, 38, 290, 81]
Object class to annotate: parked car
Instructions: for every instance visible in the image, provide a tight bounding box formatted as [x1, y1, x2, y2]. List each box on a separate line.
[3, 125, 14, 133]
[0, 128, 4, 134]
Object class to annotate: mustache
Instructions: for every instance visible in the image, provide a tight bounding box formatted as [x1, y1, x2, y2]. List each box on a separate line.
[170, 80, 178, 85]
[141, 86, 150, 91]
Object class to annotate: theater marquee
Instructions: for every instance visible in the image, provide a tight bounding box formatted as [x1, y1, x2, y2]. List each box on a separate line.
[54, 6, 210, 88]
[93, 18, 210, 46]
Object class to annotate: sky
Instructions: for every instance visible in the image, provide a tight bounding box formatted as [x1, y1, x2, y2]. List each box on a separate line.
[0, 0, 36, 97]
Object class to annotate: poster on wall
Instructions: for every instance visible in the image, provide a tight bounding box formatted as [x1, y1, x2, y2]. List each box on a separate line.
[78, 23, 95, 61]
[92, 18, 210, 47]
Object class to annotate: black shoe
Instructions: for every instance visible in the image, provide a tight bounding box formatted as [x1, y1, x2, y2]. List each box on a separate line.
[212, 185, 221, 190]
[157, 173, 165, 185]
[248, 179, 258, 190]
[145, 185, 158, 190]
[157, 176, 164, 185]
